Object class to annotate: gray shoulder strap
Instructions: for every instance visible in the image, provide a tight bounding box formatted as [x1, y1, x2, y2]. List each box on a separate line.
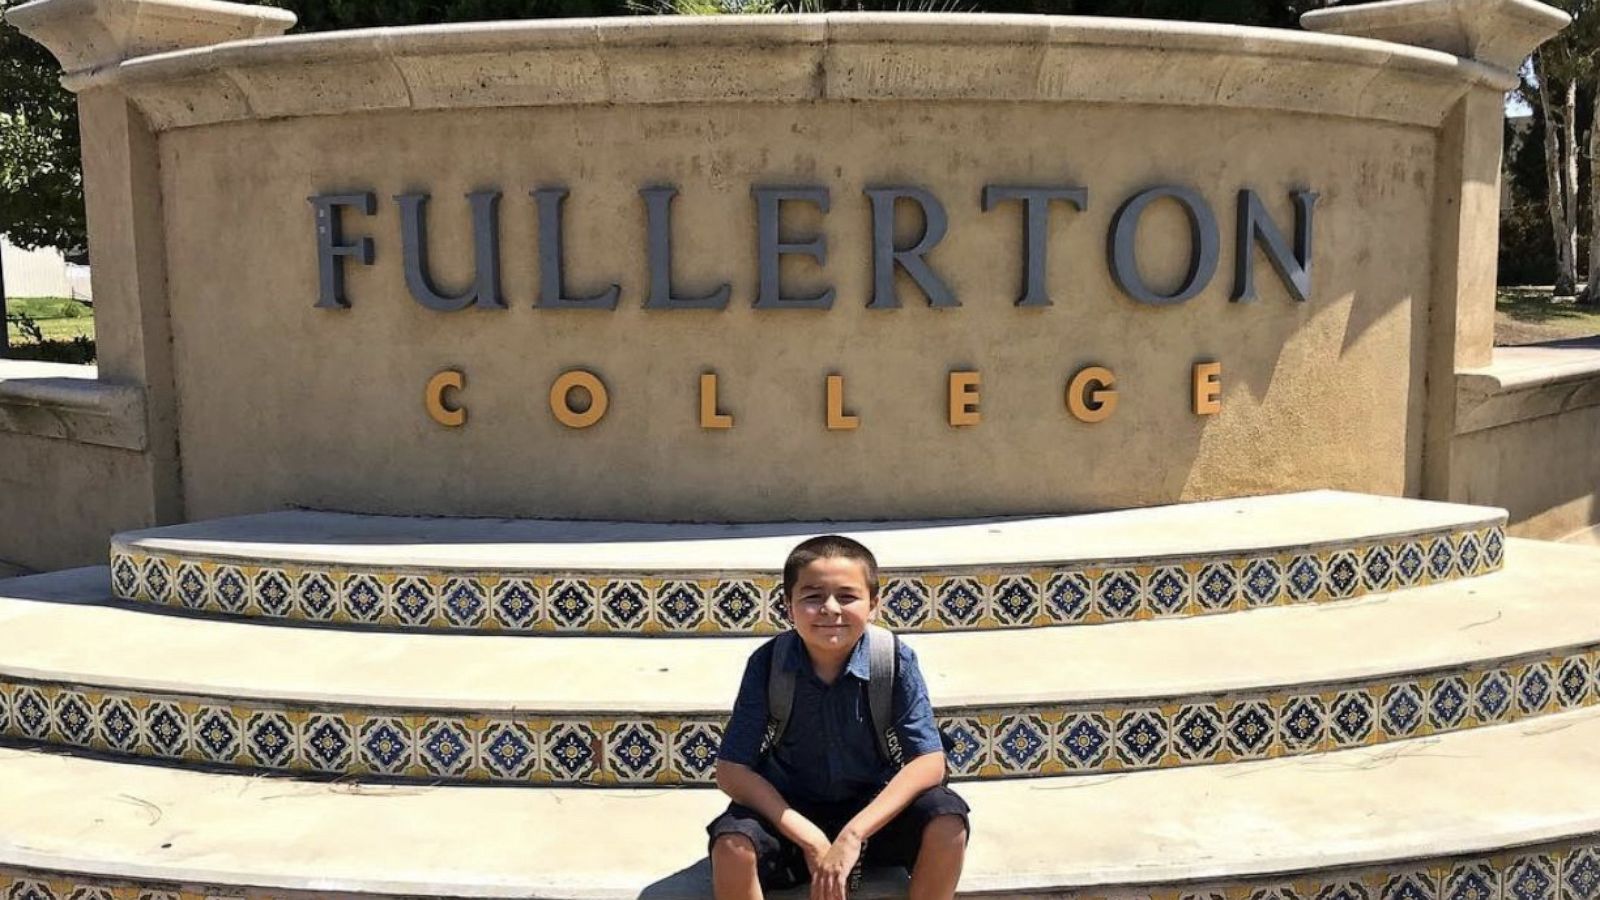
[867, 624, 904, 766]
[763, 631, 798, 756]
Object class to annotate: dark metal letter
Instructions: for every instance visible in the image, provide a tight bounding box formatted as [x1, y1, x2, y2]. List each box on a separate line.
[532, 187, 620, 310]
[753, 186, 835, 310]
[1232, 189, 1317, 303]
[866, 186, 957, 309]
[642, 186, 731, 310]
[981, 185, 1089, 307]
[308, 192, 375, 309]
[1107, 185, 1220, 306]
[395, 191, 506, 312]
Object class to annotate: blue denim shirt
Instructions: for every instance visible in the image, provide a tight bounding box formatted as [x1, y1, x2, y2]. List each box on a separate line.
[717, 633, 945, 804]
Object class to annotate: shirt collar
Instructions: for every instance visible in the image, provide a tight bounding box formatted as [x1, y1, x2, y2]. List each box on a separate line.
[844, 634, 873, 680]
[783, 632, 874, 681]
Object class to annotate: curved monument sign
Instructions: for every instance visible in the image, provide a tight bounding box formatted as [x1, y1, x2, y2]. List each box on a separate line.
[9, 1, 1560, 523]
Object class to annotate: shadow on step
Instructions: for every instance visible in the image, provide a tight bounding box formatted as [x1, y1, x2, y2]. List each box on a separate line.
[126, 511, 1022, 548]
[641, 857, 910, 899]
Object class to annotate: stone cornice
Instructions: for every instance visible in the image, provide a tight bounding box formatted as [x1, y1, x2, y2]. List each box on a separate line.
[5, 0, 294, 78]
[1302, 0, 1570, 73]
[49, 14, 1520, 132]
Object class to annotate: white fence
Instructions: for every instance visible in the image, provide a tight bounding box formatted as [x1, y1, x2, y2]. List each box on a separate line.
[2, 238, 91, 301]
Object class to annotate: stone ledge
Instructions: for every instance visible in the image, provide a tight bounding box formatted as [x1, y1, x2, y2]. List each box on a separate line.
[1456, 337, 1600, 435]
[0, 361, 147, 451]
[6, 0, 295, 78]
[49, 14, 1518, 131]
[1302, 0, 1570, 73]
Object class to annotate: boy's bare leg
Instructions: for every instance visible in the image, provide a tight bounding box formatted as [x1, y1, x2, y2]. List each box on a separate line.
[712, 834, 765, 900]
[907, 814, 967, 900]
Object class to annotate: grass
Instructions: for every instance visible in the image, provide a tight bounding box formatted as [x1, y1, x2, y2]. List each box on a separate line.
[5, 296, 95, 347]
[1495, 287, 1600, 346]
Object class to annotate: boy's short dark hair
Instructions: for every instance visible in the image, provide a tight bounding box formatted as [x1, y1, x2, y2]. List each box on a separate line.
[782, 535, 881, 600]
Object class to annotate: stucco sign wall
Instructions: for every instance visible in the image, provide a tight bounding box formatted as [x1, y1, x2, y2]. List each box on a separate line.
[10, 1, 1566, 523]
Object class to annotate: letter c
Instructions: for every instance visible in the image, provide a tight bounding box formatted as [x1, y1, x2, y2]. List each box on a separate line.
[425, 369, 466, 427]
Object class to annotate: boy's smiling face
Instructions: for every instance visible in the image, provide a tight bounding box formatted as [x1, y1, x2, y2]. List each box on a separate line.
[787, 555, 878, 657]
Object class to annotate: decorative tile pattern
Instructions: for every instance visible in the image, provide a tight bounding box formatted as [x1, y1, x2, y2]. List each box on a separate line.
[105, 524, 1506, 634]
[1, 640, 1581, 790]
[5, 838, 1600, 900]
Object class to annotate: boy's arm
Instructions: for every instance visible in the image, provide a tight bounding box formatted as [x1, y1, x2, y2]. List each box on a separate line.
[712, 642, 832, 866]
[838, 749, 947, 842]
[714, 760, 832, 857]
[809, 751, 946, 900]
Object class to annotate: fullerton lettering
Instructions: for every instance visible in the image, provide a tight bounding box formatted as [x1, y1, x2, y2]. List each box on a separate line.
[311, 184, 1317, 311]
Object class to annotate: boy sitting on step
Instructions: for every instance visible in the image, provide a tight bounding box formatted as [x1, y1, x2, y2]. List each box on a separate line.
[709, 535, 969, 900]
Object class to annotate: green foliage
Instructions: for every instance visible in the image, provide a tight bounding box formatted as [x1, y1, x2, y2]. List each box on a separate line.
[0, 0, 85, 256]
[4, 332, 96, 363]
[6, 296, 87, 318]
[266, 0, 632, 30]
[621, 0, 1320, 18]
[6, 312, 42, 345]
[5, 298, 96, 361]
[1501, 201, 1560, 286]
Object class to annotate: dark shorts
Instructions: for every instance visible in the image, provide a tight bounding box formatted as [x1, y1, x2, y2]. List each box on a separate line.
[706, 785, 970, 890]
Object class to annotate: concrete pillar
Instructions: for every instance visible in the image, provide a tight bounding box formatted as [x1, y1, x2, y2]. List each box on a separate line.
[1302, 0, 1569, 499]
[6, 0, 296, 525]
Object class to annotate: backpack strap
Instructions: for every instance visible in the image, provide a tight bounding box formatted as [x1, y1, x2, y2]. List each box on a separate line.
[762, 631, 798, 758]
[867, 624, 905, 767]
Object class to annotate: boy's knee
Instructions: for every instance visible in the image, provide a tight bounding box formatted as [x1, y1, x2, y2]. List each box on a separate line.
[711, 833, 759, 869]
[921, 813, 968, 850]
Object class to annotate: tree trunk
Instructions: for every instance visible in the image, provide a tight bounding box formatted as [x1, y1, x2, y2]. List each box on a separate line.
[1564, 80, 1581, 294]
[1539, 59, 1578, 296]
[1561, 80, 1574, 288]
[1583, 85, 1600, 306]
[0, 241, 8, 358]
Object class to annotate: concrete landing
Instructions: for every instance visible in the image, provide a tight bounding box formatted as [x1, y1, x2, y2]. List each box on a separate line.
[2, 707, 1598, 898]
[114, 491, 1501, 571]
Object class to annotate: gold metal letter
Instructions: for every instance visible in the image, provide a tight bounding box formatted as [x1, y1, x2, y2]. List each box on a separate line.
[826, 374, 859, 431]
[1067, 366, 1118, 423]
[948, 371, 981, 427]
[550, 369, 609, 429]
[1193, 361, 1222, 415]
[425, 369, 466, 427]
[700, 372, 734, 430]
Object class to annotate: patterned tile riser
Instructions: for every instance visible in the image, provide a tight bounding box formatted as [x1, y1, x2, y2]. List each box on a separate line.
[1, 644, 1589, 788]
[2, 837, 1598, 899]
[108, 526, 1506, 635]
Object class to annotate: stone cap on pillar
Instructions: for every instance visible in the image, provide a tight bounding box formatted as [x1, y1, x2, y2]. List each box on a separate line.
[6, 0, 296, 78]
[1301, 0, 1569, 72]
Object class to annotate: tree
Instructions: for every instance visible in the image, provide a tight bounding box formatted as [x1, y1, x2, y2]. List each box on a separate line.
[1, 0, 87, 354]
[1521, 0, 1600, 302]
[1535, 59, 1581, 295]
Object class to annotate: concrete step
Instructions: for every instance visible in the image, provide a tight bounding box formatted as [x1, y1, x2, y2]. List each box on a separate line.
[2, 707, 1599, 898]
[109, 490, 1506, 634]
[2, 539, 1595, 786]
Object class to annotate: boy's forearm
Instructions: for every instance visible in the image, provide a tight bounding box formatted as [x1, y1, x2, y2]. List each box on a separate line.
[715, 761, 828, 848]
[840, 751, 947, 843]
